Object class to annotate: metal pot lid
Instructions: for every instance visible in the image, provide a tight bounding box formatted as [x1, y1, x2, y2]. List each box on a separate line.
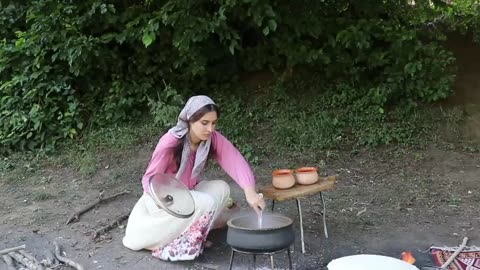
[148, 173, 195, 219]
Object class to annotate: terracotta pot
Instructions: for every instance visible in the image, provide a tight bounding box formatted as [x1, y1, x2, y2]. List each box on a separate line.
[295, 167, 319, 185]
[272, 169, 295, 189]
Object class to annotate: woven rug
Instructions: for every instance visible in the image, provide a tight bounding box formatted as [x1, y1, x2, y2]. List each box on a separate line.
[430, 246, 480, 270]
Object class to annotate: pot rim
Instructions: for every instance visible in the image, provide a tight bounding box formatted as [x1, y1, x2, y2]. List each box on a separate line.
[227, 215, 293, 231]
[272, 169, 294, 176]
[295, 167, 317, 173]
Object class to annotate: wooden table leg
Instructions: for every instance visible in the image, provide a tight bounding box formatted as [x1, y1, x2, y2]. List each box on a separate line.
[320, 192, 328, 238]
[296, 198, 305, 254]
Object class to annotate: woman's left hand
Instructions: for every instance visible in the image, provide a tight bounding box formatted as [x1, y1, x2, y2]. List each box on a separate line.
[244, 187, 266, 215]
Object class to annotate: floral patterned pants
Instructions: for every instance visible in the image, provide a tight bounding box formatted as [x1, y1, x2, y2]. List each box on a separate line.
[123, 180, 230, 261]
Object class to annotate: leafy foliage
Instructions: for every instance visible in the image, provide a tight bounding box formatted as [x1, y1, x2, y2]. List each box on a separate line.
[0, 0, 476, 154]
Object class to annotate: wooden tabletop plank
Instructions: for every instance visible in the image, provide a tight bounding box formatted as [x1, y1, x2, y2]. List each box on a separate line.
[259, 175, 338, 201]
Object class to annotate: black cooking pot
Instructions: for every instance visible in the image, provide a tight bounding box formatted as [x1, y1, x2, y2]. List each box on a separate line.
[226, 214, 295, 252]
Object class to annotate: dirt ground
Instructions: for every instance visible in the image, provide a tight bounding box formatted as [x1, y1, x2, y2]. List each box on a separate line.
[1, 143, 479, 270]
[1, 34, 480, 270]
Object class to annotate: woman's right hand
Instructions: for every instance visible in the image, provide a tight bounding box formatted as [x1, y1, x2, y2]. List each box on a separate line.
[244, 187, 266, 215]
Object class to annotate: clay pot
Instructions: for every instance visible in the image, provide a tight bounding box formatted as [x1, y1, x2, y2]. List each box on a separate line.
[272, 169, 295, 189]
[295, 167, 319, 185]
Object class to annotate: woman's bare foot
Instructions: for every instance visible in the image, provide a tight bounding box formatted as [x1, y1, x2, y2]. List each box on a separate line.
[204, 240, 213, 248]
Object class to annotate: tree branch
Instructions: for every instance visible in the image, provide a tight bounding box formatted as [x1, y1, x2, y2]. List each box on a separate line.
[0, 245, 26, 256]
[53, 241, 84, 270]
[8, 252, 40, 270]
[2, 254, 16, 270]
[65, 190, 130, 224]
[93, 214, 129, 240]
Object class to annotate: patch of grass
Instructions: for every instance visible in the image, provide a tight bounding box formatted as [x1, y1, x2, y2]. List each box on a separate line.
[463, 144, 479, 153]
[77, 151, 98, 176]
[0, 119, 159, 183]
[2, 175, 26, 184]
[207, 76, 480, 166]
[32, 192, 54, 201]
[32, 212, 50, 224]
[447, 196, 462, 206]
[101, 171, 126, 188]
[0, 157, 15, 172]
[81, 121, 161, 151]
[49, 119, 162, 174]
[211, 93, 260, 164]
[1, 76, 479, 184]
[0, 154, 41, 184]
[413, 152, 426, 161]
[2, 118, 163, 183]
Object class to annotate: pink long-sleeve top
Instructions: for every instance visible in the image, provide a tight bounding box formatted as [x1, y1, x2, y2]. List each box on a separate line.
[141, 130, 256, 192]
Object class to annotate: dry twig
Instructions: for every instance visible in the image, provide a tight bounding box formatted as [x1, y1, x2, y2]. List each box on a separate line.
[93, 214, 129, 240]
[2, 254, 16, 270]
[18, 250, 43, 270]
[0, 245, 26, 256]
[8, 251, 41, 270]
[65, 190, 130, 224]
[53, 241, 84, 270]
[356, 207, 367, 216]
[441, 237, 469, 269]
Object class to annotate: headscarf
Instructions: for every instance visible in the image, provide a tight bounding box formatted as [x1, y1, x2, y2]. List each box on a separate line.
[168, 95, 216, 180]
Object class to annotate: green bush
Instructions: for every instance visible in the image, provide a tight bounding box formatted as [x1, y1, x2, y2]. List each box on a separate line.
[0, 0, 473, 154]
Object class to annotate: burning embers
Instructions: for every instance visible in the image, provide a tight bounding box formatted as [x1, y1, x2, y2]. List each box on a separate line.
[402, 251, 416, 265]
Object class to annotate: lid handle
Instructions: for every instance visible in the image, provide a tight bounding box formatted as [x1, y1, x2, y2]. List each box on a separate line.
[162, 195, 174, 205]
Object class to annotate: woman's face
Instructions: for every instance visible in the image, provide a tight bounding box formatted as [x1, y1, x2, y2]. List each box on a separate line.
[189, 111, 218, 143]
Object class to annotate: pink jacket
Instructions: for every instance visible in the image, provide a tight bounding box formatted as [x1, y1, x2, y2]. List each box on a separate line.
[142, 131, 256, 192]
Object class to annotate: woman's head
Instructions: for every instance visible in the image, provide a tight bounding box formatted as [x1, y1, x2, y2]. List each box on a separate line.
[187, 104, 219, 143]
[171, 95, 219, 170]
[170, 95, 218, 139]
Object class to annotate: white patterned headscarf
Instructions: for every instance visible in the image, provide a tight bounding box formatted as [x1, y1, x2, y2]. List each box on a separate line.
[168, 95, 216, 180]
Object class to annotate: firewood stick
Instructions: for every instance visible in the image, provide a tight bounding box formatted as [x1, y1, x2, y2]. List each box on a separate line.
[18, 251, 43, 270]
[8, 251, 40, 270]
[0, 245, 26, 256]
[2, 254, 16, 270]
[53, 241, 84, 270]
[93, 214, 129, 239]
[441, 237, 469, 269]
[65, 191, 105, 224]
[65, 190, 129, 224]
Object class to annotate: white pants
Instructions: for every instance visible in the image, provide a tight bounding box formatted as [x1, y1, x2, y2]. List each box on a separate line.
[123, 180, 230, 256]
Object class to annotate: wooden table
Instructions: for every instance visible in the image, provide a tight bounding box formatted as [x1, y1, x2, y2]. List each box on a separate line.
[260, 175, 337, 254]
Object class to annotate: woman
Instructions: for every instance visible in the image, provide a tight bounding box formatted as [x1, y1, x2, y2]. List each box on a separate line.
[123, 95, 266, 261]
